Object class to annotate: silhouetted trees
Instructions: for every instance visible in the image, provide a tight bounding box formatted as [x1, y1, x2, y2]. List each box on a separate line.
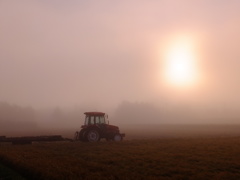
[0, 102, 37, 132]
[114, 101, 162, 124]
[35, 106, 84, 129]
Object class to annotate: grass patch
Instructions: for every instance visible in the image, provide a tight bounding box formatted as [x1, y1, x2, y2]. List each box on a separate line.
[0, 161, 26, 179]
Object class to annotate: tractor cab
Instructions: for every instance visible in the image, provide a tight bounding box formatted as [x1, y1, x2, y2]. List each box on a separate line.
[84, 112, 107, 125]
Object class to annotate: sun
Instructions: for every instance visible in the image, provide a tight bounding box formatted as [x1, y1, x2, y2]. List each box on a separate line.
[162, 35, 199, 88]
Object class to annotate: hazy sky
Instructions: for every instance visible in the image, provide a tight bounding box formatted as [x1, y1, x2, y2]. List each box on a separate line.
[1, 0, 240, 109]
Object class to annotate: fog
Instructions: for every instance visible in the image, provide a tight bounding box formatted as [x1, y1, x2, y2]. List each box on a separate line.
[1, 1, 240, 134]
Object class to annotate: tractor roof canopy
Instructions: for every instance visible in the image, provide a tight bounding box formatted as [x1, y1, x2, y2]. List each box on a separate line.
[84, 112, 105, 116]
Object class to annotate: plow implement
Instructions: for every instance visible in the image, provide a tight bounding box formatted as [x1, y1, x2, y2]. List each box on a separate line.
[0, 135, 65, 144]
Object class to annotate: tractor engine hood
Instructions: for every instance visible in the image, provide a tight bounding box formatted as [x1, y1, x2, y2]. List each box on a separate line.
[107, 124, 119, 131]
[107, 124, 119, 130]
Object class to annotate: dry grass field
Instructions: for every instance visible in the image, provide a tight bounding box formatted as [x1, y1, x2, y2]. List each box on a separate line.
[0, 125, 240, 180]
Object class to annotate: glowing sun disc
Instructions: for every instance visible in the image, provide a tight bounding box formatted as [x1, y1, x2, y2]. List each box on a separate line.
[163, 35, 198, 87]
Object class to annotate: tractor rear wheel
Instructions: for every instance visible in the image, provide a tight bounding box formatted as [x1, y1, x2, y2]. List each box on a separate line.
[79, 129, 88, 142]
[87, 130, 100, 142]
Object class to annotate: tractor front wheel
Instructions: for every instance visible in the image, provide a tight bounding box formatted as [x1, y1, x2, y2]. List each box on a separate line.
[87, 130, 100, 142]
[113, 134, 122, 142]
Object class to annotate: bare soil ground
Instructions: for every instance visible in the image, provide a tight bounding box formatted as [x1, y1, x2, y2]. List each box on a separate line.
[0, 124, 240, 179]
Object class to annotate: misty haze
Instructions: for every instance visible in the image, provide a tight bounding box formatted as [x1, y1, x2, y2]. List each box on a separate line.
[1, 1, 240, 179]
[1, 1, 240, 135]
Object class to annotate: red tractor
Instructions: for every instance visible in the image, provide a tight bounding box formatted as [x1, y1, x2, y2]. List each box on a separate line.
[74, 112, 125, 142]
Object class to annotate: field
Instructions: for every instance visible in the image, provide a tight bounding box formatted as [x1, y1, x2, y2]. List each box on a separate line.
[0, 125, 240, 179]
